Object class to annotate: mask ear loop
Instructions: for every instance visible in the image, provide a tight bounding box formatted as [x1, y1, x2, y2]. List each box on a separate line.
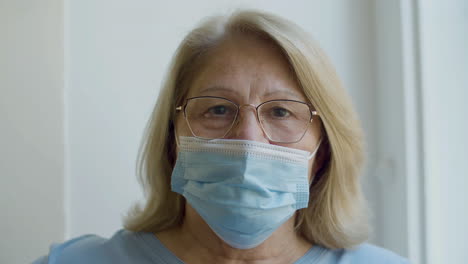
[174, 124, 181, 150]
[307, 138, 323, 160]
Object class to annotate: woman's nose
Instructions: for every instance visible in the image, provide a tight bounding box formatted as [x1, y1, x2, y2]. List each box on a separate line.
[226, 105, 269, 142]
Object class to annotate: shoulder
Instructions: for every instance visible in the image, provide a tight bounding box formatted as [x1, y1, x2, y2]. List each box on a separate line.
[33, 229, 147, 264]
[332, 243, 410, 264]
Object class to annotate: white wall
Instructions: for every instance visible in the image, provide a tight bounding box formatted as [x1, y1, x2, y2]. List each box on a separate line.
[66, 0, 382, 242]
[419, 1, 468, 263]
[0, 1, 65, 263]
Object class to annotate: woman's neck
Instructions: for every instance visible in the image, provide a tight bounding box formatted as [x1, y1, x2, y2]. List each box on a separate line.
[155, 205, 313, 264]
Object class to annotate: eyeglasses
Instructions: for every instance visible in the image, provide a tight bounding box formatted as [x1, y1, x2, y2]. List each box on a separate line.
[176, 96, 319, 143]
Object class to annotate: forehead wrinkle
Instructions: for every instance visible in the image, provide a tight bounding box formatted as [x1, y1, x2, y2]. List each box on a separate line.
[263, 89, 305, 100]
[197, 85, 240, 96]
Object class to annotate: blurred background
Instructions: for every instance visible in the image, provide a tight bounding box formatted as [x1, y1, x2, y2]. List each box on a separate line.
[1, 0, 467, 263]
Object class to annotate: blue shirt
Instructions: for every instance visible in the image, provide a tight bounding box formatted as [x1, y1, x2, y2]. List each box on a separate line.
[33, 229, 409, 264]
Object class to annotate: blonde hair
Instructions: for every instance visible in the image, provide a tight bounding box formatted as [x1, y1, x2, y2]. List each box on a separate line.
[124, 9, 369, 249]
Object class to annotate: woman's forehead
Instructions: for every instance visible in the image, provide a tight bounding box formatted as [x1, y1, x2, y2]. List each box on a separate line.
[185, 35, 306, 102]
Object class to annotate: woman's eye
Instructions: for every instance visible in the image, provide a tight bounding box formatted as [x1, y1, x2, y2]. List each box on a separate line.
[271, 107, 290, 118]
[208, 105, 229, 115]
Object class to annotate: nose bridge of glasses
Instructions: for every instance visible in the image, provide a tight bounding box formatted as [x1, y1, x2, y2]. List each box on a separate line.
[228, 103, 265, 137]
[237, 104, 260, 122]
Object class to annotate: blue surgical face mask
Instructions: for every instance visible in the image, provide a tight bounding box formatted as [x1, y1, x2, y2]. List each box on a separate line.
[171, 136, 321, 249]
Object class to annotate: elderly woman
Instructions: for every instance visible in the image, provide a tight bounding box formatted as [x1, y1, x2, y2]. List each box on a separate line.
[35, 10, 408, 264]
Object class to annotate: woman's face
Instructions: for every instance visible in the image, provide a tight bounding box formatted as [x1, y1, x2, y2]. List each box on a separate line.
[175, 34, 322, 179]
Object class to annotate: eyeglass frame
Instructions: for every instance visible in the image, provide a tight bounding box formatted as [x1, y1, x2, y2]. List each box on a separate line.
[175, 96, 320, 144]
